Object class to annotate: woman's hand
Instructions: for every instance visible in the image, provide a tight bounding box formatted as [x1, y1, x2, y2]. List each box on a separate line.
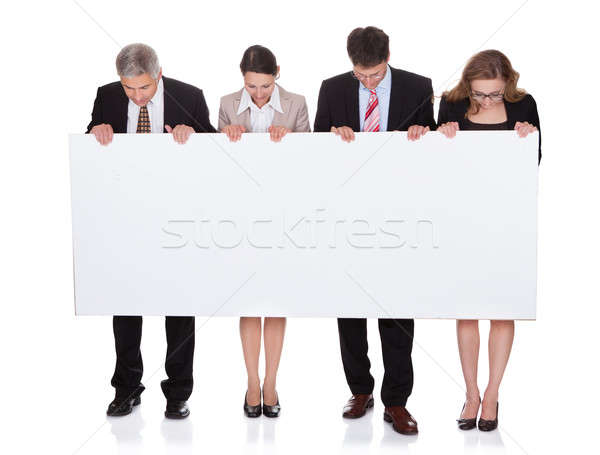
[222, 124, 246, 142]
[268, 125, 291, 142]
[437, 122, 459, 139]
[514, 121, 537, 138]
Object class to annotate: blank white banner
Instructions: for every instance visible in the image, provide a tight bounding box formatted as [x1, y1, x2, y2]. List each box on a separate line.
[69, 131, 538, 319]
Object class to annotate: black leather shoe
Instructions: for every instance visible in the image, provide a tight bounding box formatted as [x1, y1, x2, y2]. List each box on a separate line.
[478, 402, 499, 431]
[457, 398, 480, 430]
[106, 395, 141, 417]
[165, 400, 190, 419]
[244, 392, 262, 418]
[262, 391, 281, 418]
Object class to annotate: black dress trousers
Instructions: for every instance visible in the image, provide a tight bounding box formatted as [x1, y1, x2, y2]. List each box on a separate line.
[111, 315, 195, 401]
[337, 317, 414, 407]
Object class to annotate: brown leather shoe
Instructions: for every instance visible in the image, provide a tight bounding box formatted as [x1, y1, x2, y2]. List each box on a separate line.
[383, 406, 418, 435]
[342, 394, 374, 418]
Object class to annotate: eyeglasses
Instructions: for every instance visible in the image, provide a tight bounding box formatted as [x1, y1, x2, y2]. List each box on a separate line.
[352, 69, 386, 82]
[471, 91, 504, 102]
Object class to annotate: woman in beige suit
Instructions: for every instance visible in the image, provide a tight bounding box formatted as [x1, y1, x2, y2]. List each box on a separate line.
[219, 45, 310, 142]
[219, 45, 310, 418]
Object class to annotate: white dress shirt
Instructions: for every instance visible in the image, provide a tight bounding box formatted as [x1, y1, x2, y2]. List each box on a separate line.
[358, 65, 392, 132]
[127, 78, 164, 133]
[236, 84, 284, 132]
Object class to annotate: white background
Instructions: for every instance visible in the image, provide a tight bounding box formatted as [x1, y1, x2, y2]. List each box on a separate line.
[1, 1, 598, 454]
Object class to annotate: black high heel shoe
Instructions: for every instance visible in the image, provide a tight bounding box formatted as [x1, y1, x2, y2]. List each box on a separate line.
[244, 391, 262, 418]
[478, 402, 499, 431]
[262, 389, 281, 418]
[456, 398, 480, 430]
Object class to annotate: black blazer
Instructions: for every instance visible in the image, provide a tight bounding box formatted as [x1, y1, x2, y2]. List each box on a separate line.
[437, 94, 541, 163]
[314, 66, 436, 133]
[86, 76, 216, 134]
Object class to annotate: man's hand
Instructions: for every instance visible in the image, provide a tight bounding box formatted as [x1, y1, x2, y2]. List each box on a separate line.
[166, 124, 194, 144]
[222, 125, 246, 142]
[437, 122, 459, 139]
[268, 125, 291, 142]
[407, 125, 430, 141]
[90, 124, 114, 146]
[331, 126, 355, 142]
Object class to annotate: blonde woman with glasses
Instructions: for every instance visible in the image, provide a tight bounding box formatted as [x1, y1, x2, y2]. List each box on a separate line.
[437, 49, 541, 431]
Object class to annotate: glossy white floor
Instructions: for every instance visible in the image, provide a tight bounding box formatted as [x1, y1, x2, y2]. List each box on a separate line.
[3, 310, 595, 454]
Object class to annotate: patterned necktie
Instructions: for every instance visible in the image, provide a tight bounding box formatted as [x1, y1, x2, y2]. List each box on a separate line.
[136, 105, 151, 133]
[363, 89, 380, 132]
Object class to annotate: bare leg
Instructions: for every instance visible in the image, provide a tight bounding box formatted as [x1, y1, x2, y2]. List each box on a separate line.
[240, 317, 262, 406]
[457, 319, 481, 419]
[482, 320, 515, 419]
[263, 317, 286, 405]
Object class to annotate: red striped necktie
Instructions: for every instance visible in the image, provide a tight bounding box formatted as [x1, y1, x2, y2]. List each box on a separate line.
[363, 89, 380, 132]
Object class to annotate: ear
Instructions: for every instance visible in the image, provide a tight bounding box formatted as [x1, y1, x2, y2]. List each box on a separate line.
[157, 68, 163, 82]
[386, 52, 391, 63]
[275, 65, 281, 80]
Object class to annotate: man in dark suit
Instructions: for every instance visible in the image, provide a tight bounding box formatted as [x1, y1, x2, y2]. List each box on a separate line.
[86, 43, 216, 419]
[314, 27, 435, 435]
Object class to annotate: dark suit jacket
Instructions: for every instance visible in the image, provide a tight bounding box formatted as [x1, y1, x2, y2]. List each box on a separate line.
[314, 66, 436, 133]
[437, 94, 541, 163]
[86, 76, 216, 133]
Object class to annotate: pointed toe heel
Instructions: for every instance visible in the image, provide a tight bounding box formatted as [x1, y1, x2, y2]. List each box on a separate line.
[478, 402, 499, 432]
[456, 398, 480, 431]
[262, 392, 281, 418]
[243, 391, 262, 418]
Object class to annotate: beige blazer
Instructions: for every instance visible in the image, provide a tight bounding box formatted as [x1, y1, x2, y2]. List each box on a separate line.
[218, 84, 311, 132]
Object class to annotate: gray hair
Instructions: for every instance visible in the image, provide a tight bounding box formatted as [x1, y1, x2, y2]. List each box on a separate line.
[116, 43, 160, 79]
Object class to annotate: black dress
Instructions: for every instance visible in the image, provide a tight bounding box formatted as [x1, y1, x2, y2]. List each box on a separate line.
[437, 95, 541, 163]
[461, 118, 509, 131]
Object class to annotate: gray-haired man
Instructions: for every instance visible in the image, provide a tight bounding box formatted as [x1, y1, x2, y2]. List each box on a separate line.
[86, 43, 215, 419]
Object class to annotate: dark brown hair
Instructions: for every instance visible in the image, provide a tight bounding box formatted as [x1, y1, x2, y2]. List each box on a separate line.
[444, 49, 526, 115]
[240, 45, 278, 76]
[347, 26, 389, 67]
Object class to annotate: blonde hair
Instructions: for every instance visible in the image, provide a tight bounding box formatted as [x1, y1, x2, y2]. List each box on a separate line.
[444, 50, 526, 115]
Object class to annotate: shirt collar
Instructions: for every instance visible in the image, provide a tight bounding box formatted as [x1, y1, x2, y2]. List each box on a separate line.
[360, 64, 392, 93]
[237, 84, 283, 115]
[148, 77, 163, 106]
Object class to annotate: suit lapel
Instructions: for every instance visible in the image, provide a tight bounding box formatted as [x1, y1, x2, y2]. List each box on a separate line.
[273, 85, 291, 127]
[344, 73, 360, 132]
[387, 67, 404, 131]
[113, 85, 128, 133]
[233, 93, 252, 131]
[162, 76, 175, 133]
